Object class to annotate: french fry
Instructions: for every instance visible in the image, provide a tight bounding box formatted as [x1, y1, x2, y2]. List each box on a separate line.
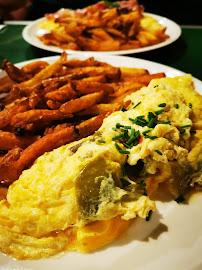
[0, 130, 38, 150]
[1, 59, 28, 83]
[45, 83, 77, 102]
[60, 91, 106, 114]
[0, 75, 15, 94]
[73, 81, 114, 95]
[65, 66, 121, 81]
[0, 126, 79, 185]
[11, 109, 73, 126]
[0, 98, 30, 129]
[13, 57, 64, 95]
[76, 103, 120, 116]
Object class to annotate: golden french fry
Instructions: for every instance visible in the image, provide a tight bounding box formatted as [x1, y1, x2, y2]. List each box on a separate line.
[0, 130, 38, 150]
[76, 103, 120, 116]
[45, 83, 77, 102]
[60, 91, 106, 114]
[73, 81, 114, 95]
[11, 109, 73, 126]
[0, 99, 30, 129]
[120, 67, 149, 78]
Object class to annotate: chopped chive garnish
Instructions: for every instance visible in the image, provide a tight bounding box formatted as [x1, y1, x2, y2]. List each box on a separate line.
[149, 136, 158, 140]
[160, 121, 171, 125]
[115, 142, 122, 151]
[123, 126, 131, 129]
[137, 180, 146, 187]
[116, 123, 124, 128]
[123, 142, 132, 148]
[142, 129, 152, 135]
[146, 210, 152, 221]
[133, 101, 141, 109]
[126, 136, 136, 145]
[121, 164, 126, 176]
[175, 195, 185, 203]
[180, 124, 191, 128]
[112, 127, 116, 131]
[129, 117, 135, 123]
[112, 133, 125, 140]
[189, 103, 192, 108]
[158, 103, 166, 107]
[147, 112, 156, 121]
[97, 140, 106, 143]
[190, 130, 196, 133]
[180, 129, 185, 134]
[147, 118, 156, 128]
[115, 143, 130, 154]
[154, 85, 159, 88]
[120, 178, 131, 187]
[174, 104, 179, 109]
[120, 105, 126, 111]
[154, 149, 163, 155]
[103, 0, 120, 7]
[155, 109, 164, 115]
[119, 150, 130, 155]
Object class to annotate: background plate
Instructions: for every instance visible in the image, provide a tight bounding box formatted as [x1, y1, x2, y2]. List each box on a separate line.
[0, 55, 201, 270]
[22, 13, 182, 55]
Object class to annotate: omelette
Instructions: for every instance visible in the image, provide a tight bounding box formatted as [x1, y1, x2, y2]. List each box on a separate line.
[0, 74, 201, 260]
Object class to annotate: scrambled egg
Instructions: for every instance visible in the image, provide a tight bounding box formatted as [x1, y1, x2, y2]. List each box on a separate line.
[0, 74, 201, 260]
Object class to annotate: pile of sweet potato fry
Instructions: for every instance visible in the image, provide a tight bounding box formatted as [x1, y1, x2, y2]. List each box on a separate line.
[0, 52, 165, 198]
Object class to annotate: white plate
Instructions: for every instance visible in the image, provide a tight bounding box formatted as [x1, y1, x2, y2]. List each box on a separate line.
[22, 13, 181, 55]
[0, 55, 202, 270]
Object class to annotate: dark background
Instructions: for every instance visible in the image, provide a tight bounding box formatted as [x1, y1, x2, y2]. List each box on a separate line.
[28, 0, 202, 25]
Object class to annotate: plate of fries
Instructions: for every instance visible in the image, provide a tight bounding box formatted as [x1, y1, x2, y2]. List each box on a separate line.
[22, 0, 181, 55]
[0, 54, 202, 270]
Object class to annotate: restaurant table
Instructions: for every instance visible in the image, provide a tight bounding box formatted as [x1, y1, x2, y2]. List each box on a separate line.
[0, 22, 202, 81]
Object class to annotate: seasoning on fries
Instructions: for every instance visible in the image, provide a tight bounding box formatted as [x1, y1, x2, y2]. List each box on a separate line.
[0, 52, 166, 197]
[38, 0, 169, 52]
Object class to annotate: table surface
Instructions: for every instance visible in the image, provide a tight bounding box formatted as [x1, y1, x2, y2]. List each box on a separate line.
[0, 24, 201, 81]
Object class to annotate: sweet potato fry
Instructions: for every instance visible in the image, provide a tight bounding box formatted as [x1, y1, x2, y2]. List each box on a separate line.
[73, 81, 114, 95]
[120, 67, 149, 78]
[76, 103, 120, 116]
[13, 58, 64, 95]
[1, 59, 28, 83]
[0, 126, 79, 185]
[0, 75, 15, 94]
[60, 91, 106, 114]
[45, 83, 77, 102]
[11, 109, 73, 126]
[0, 98, 30, 129]
[65, 66, 121, 81]
[21, 61, 49, 76]
[0, 130, 38, 150]
[76, 114, 107, 139]
[46, 100, 62, 110]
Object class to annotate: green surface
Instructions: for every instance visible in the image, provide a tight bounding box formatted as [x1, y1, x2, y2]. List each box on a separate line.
[0, 25, 201, 80]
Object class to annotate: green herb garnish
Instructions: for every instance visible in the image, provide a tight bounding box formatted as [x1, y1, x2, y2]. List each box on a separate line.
[158, 103, 166, 107]
[189, 103, 192, 108]
[112, 133, 125, 140]
[97, 140, 106, 143]
[180, 124, 191, 128]
[175, 195, 185, 203]
[146, 210, 152, 221]
[103, 0, 120, 7]
[120, 178, 131, 187]
[154, 149, 163, 155]
[190, 130, 196, 134]
[137, 180, 146, 187]
[155, 109, 164, 115]
[120, 105, 126, 112]
[133, 101, 141, 109]
[121, 164, 126, 176]
[147, 118, 156, 128]
[160, 121, 171, 125]
[174, 104, 179, 109]
[180, 129, 185, 134]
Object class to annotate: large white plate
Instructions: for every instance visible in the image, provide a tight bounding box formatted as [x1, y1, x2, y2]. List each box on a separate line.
[22, 13, 181, 55]
[0, 55, 202, 270]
